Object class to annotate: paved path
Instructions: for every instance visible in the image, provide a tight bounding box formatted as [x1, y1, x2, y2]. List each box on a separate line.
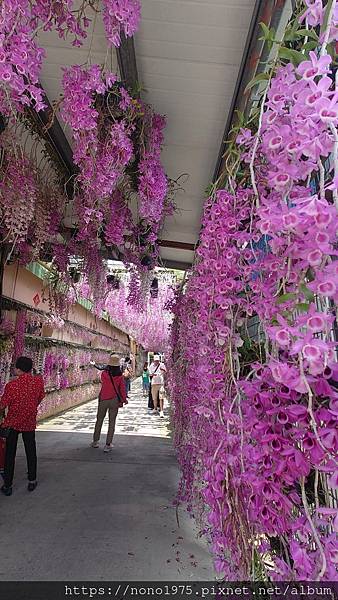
[0, 379, 213, 581]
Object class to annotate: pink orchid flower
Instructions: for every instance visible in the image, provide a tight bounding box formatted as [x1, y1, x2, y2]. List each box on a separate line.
[297, 51, 331, 80]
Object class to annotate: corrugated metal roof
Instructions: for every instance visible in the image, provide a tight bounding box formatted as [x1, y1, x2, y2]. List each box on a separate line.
[135, 0, 255, 266]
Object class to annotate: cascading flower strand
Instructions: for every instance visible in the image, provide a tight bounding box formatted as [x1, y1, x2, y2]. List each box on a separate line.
[169, 1, 338, 581]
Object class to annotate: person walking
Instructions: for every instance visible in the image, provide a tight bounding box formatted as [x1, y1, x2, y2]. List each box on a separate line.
[122, 356, 133, 397]
[148, 355, 167, 418]
[89, 354, 120, 372]
[0, 356, 45, 497]
[142, 362, 150, 397]
[91, 354, 127, 452]
[147, 360, 157, 412]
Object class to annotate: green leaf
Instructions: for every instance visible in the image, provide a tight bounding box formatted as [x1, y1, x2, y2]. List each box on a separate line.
[244, 72, 271, 94]
[302, 41, 320, 51]
[296, 28, 319, 41]
[284, 26, 299, 43]
[321, 0, 334, 37]
[299, 283, 314, 301]
[235, 110, 245, 126]
[278, 47, 307, 65]
[327, 45, 337, 61]
[276, 293, 297, 304]
[259, 21, 272, 41]
[283, 7, 305, 42]
[296, 302, 311, 313]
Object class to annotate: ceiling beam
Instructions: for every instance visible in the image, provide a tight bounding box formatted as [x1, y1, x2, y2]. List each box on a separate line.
[213, 0, 287, 184]
[1, 92, 75, 180]
[160, 258, 192, 271]
[116, 34, 139, 93]
[28, 90, 76, 181]
[158, 240, 195, 251]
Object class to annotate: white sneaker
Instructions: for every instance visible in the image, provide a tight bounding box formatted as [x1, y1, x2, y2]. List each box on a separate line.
[91, 442, 99, 448]
[103, 444, 113, 453]
[150, 409, 157, 414]
[160, 411, 164, 418]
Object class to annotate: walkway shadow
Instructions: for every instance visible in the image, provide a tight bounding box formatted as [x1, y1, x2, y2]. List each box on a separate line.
[1, 430, 212, 582]
[31, 430, 176, 467]
[0, 379, 213, 580]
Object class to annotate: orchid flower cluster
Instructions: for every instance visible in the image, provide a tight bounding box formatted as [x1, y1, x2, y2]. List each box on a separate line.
[105, 190, 133, 247]
[0, 321, 113, 394]
[41, 347, 110, 391]
[169, 3, 338, 582]
[138, 110, 168, 234]
[105, 271, 175, 350]
[0, 0, 140, 114]
[41, 237, 109, 319]
[0, 316, 15, 336]
[39, 248, 175, 351]
[61, 66, 133, 202]
[29, 311, 115, 349]
[0, 337, 13, 395]
[0, 0, 170, 307]
[13, 309, 26, 360]
[102, 0, 141, 47]
[61, 64, 170, 271]
[0, 132, 65, 261]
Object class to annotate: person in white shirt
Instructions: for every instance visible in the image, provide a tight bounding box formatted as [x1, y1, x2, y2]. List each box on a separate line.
[148, 355, 166, 417]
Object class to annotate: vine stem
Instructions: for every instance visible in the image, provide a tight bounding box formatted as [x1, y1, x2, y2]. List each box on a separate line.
[301, 18, 309, 54]
[298, 353, 338, 466]
[318, 159, 326, 201]
[249, 85, 269, 209]
[86, 7, 98, 65]
[320, 0, 336, 57]
[300, 477, 327, 580]
[328, 122, 338, 209]
[314, 468, 320, 510]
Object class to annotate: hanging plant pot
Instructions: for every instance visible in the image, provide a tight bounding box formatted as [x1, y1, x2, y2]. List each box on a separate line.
[141, 255, 152, 267]
[69, 268, 80, 283]
[42, 324, 54, 338]
[41, 251, 54, 263]
[150, 277, 158, 298]
[107, 275, 120, 289]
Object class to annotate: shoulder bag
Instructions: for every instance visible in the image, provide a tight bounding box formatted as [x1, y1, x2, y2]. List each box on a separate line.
[108, 372, 123, 405]
[123, 368, 131, 379]
[0, 427, 10, 439]
[149, 363, 160, 381]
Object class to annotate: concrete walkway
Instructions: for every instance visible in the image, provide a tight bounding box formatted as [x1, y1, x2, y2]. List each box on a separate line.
[0, 379, 213, 581]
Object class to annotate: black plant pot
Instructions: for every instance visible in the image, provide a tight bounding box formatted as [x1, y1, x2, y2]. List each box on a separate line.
[107, 275, 120, 289]
[141, 255, 152, 267]
[69, 268, 80, 283]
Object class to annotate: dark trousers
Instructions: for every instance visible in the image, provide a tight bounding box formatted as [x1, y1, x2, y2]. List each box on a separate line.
[125, 378, 131, 395]
[4, 429, 37, 488]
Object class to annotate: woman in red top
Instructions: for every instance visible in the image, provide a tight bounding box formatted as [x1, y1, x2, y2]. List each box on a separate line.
[91, 354, 127, 453]
[0, 356, 45, 496]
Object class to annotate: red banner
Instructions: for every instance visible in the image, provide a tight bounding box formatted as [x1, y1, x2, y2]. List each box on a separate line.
[33, 293, 40, 306]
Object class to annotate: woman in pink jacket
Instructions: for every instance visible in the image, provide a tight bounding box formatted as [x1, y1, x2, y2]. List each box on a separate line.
[91, 355, 127, 453]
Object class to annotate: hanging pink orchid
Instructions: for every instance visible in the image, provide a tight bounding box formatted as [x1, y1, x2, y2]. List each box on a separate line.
[168, 2, 338, 581]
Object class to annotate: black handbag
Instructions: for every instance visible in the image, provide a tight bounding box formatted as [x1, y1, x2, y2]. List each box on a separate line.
[0, 428, 10, 439]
